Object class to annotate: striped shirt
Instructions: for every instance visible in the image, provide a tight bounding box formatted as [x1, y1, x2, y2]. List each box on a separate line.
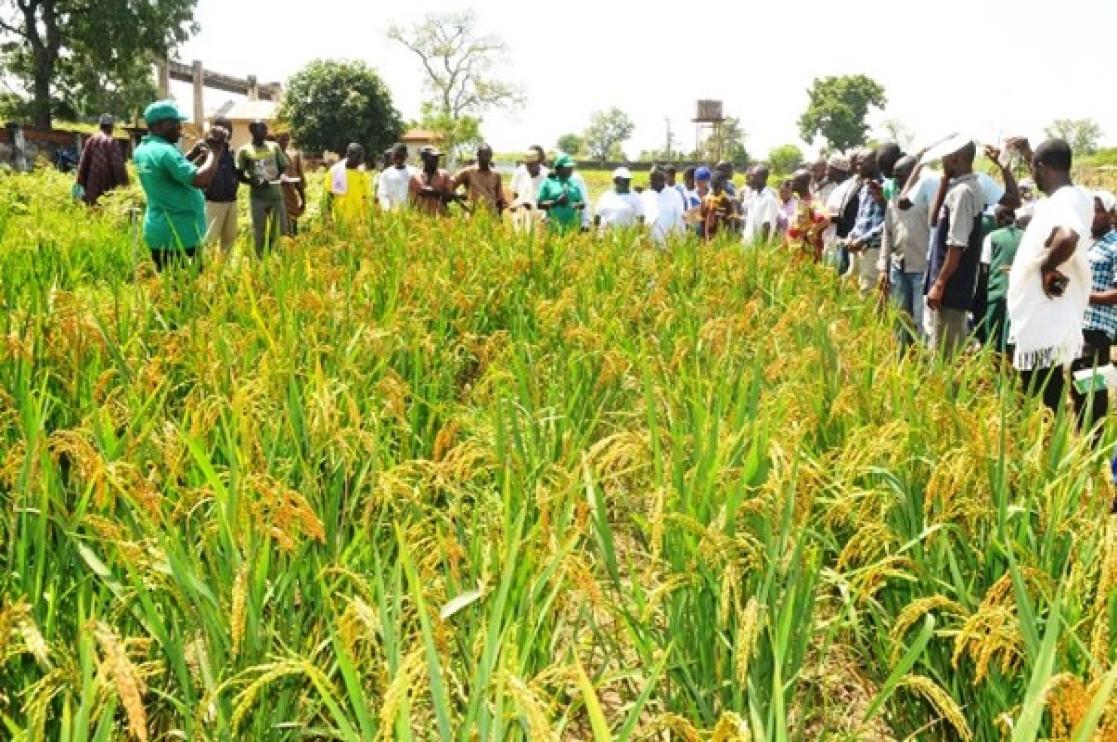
[1085, 231, 1117, 339]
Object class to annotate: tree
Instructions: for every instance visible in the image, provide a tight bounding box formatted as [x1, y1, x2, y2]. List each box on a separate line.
[388, 10, 523, 161]
[694, 116, 748, 164]
[767, 144, 804, 174]
[279, 60, 403, 163]
[0, 0, 198, 128]
[583, 108, 635, 161]
[556, 133, 583, 156]
[798, 75, 887, 152]
[1044, 119, 1103, 157]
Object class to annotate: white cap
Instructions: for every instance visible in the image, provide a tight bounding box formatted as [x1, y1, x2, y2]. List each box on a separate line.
[1096, 190, 1117, 213]
[612, 167, 632, 180]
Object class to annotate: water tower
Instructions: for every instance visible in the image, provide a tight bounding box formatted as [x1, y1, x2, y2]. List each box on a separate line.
[693, 100, 726, 161]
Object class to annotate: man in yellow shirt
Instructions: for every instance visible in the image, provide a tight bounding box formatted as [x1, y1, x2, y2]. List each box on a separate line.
[328, 143, 372, 225]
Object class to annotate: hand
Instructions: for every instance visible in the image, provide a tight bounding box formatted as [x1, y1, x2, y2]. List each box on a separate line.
[1004, 137, 1031, 153]
[555, 192, 569, 206]
[848, 240, 863, 253]
[878, 272, 890, 294]
[984, 145, 1004, 168]
[927, 281, 945, 311]
[1042, 268, 1068, 298]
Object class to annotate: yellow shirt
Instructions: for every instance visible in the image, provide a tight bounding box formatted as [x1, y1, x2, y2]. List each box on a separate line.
[333, 169, 371, 224]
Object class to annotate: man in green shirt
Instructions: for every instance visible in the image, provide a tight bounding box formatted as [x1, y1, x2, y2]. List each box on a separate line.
[237, 120, 289, 256]
[981, 206, 1023, 354]
[133, 100, 223, 270]
[537, 153, 587, 234]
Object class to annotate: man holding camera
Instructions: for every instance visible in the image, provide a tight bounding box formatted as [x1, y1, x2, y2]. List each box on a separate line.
[133, 100, 224, 271]
[200, 116, 240, 253]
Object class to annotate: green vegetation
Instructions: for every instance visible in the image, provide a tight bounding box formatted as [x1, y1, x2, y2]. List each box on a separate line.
[1, 170, 1116, 739]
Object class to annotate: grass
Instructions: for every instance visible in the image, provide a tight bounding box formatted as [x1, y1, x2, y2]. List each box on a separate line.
[0, 168, 1116, 739]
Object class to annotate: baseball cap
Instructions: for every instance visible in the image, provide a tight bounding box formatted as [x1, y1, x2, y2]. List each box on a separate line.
[695, 167, 712, 182]
[612, 166, 632, 180]
[98, 114, 115, 127]
[553, 153, 575, 170]
[420, 145, 443, 158]
[143, 100, 188, 125]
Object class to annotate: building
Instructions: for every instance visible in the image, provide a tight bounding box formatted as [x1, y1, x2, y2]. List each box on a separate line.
[209, 99, 282, 151]
[401, 129, 443, 161]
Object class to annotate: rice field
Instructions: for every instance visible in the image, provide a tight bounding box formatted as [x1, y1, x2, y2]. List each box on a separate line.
[1, 169, 1116, 740]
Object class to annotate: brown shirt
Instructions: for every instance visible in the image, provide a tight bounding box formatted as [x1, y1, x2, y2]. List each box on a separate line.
[281, 149, 306, 217]
[453, 166, 504, 214]
[409, 169, 455, 216]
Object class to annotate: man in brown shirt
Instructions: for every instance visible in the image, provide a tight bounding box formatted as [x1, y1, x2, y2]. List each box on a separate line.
[410, 146, 456, 216]
[453, 143, 506, 216]
[276, 132, 306, 235]
[76, 114, 129, 205]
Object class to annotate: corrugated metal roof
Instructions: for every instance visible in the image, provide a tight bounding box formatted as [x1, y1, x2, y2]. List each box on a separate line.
[211, 99, 280, 122]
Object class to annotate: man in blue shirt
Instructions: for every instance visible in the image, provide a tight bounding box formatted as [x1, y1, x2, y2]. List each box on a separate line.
[845, 149, 886, 294]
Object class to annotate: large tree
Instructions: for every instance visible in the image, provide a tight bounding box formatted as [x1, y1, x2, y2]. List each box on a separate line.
[0, 0, 198, 128]
[556, 133, 583, 156]
[1044, 119, 1103, 157]
[798, 75, 887, 152]
[583, 108, 635, 162]
[767, 144, 804, 174]
[387, 10, 523, 161]
[694, 116, 748, 164]
[279, 60, 403, 162]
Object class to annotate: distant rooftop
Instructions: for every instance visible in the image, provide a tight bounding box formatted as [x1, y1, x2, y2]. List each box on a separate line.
[211, 99, 280, 122]
[402, 129, 443, 142]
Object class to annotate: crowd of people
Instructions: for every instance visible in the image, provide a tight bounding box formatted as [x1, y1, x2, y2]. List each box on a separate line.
[78, 99, 1117, 438]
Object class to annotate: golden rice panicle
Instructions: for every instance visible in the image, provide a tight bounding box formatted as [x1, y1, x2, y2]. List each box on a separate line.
[378, 647, 425, 740]
[230, 660, 307, 732]
[897, 674, 972, 741]
[1091, 516, 1117, 668]
[0, 599, 30, 660]
[1044, 672, 1088, 737]
[93, 621, 148, 742]
[230, 562, 248, 660]
[644, 713, 703, 742]
[711, 712, 751, 742]
[889, 595, 967, 663]
[502, 670, 555, 741]
[734, 598, 763, 687]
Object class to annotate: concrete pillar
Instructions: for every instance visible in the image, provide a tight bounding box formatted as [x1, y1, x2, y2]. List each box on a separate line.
[7, 123, 27, 172]
[155, 58, 170, 98]
[247, 75, 258, 101]
[191, 60, 204, 126]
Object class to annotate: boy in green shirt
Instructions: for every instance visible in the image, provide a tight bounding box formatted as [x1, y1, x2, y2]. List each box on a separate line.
[237, 120, 289, 256]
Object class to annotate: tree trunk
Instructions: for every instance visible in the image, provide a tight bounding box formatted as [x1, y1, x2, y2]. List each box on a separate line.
[32, 55, 53, 129]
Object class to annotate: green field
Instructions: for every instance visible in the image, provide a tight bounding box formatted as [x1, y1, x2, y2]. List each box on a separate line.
[1, 169, 1116, 739]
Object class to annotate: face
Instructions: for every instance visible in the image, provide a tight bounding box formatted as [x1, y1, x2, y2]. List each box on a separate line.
[615, 177, 632, 193]
[650, 171, 666, 191]
[557, 165, 573, 180]
[478, 147, 493, 167]
[826, 165, 843, 182]
[392, 149, 408, 168]
[1094, 198, 1113, 236]
[811, 161, 826, 181]
[250, 122, 267, 141]
[792, 174, 811, 198]
[422, 153, 440, 170]
[665, 170, 676, 185]
[697, 180, 710, 194]
[748, 168, 768, 190]
[1029, 158, 1047, 194]
[858, 153, 877, 178]
[779, 181, 793, 201]
[346, 149, 363, 168]
[684, 172, 695, 189]
[153, 119, 182, 144]
[995, 210, 1015, 229]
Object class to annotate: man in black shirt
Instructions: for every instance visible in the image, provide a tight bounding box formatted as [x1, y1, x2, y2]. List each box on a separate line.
[202, 117, 242, 252]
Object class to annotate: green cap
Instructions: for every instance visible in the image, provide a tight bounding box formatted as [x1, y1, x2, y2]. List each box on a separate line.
[143, 100, 188, 125]
[553, 153, 575, 169]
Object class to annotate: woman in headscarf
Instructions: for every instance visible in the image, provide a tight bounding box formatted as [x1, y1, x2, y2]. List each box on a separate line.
[537, 154, 587, 234]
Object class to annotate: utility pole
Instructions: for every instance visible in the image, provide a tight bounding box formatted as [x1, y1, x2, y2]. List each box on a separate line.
[665, 118, 672, 161]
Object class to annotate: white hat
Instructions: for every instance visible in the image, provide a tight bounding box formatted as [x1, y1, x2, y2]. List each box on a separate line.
[919, 133, 975, 165]
[612, 166, 632, 180]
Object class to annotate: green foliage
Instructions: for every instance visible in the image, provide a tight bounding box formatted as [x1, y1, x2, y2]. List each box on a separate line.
[417, 103, 482, 163]
[556, 133, 583, 156]
[766, 144, 804, 174]
[798, 75, 887, 152]
[279, 59, 403, 162]
[0, 0, 198, 128]
[583, 107, 636, 161]
[1045, 118, 1104, 157]
[694, 116, 748, 165]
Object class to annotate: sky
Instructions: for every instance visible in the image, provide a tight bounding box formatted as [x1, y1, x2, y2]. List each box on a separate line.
[174, 0, 1117, 159]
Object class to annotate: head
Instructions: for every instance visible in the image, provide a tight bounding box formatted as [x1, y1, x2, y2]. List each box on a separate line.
[715, 160, 734, 179]
[779, 178, 794, 202]
[391, 143, 408, 169]
[1019, 179, 1036, 202]
[994, 205, 1016, 230]
[98, 114, 114, 135]
[810, 159, 827, 183]
[382, 149, 393, 169]
[711, 171, 727, 194]
[613, 167, 634, 193]
[695, 166, 712, 194]
[664, 165, 677, 186]
[893, 155, 917, 190]
[420, 146, 443, 171]
[526, 145, 545, 176]
[791, 169, 812, 199]
[1031, 139, 1073, 196]
[876, 142, 903, 179]
[249, 120, 268, 144]
[276, 131, 291, 150]
[554, 153, 574, 180]
[649, 166, 666, 193]
[857, 149, 878, 179]
[827, 154, 851, 183]
[683, 166, 697, 190]
[941, 141, 976, 179]
[1094, 192, 1116, 237]
[477, 143, 493, 169]
[747, 164, 770, 192]
[848, 150, 863, 176]
[345, 143, 365, 169]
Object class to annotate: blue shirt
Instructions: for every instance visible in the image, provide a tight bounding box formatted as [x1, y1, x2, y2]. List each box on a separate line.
[1085, 231, 1117, 339]
[847, 183, 885, 248]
